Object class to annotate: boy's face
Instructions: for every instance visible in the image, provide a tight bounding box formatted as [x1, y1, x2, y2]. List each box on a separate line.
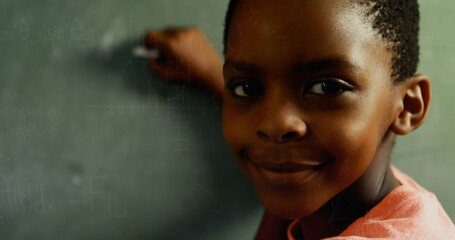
[222, 0, 401, 219]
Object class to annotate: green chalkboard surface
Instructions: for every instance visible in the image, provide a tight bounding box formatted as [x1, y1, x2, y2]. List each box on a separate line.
[0, 0, 454, 239]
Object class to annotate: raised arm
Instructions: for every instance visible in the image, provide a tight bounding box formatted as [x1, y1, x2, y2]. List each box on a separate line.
[144, 27, 224, 102]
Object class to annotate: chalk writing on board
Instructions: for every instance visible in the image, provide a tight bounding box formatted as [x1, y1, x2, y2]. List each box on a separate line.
[68, 175, 127, 219]
[0, 19, 29, 41]
[0, 107, 57, 144]
[0, 175, 55, 216]
[32, 18, 96, 49]
[0, 18, 97, 50]
[36, 183, 55, 215]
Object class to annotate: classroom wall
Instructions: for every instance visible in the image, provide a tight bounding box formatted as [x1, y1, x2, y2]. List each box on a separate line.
[0, 0, 453, 239]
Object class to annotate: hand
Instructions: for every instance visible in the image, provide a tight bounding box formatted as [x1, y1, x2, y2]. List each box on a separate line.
[144, 27, 224, 101]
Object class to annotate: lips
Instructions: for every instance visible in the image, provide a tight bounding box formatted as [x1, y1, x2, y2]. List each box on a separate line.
[244, 155, 325, 189]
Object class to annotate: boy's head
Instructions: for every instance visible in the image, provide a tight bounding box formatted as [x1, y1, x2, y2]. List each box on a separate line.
[221, 0, 430, 219]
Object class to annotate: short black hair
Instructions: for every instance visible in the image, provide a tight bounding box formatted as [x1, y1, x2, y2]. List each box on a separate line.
[223, 0, 420, 83]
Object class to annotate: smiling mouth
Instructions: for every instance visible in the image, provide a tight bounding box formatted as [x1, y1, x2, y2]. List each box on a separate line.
[244, 156, 326, 189]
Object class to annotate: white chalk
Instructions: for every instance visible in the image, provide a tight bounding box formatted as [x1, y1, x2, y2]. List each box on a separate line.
[132, 45, 161, 59]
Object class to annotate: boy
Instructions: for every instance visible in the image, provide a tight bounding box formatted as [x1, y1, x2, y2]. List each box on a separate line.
[145, 0, 455, 239]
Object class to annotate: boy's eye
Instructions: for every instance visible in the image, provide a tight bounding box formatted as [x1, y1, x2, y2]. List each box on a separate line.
[306, 78, 353, 95]
[230, 80, 265, 97]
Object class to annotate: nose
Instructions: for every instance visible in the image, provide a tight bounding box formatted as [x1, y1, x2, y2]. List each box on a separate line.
[256, 101, 307, 143]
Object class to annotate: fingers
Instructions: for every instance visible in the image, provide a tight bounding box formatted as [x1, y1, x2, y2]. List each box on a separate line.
[143, 31, 165, 50]
[143, 31, 169, 64]
[143, 33, 185, 82]
[143, 28, 191, 82]
[144, 31, 175, 75]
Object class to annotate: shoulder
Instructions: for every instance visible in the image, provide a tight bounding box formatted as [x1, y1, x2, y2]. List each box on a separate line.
[328, 167, 455, 240]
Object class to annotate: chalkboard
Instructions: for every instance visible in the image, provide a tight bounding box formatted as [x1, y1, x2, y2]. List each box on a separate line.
[0, 0, 453, 239]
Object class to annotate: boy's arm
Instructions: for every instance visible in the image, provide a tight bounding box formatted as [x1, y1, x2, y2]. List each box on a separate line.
[144, 27, 224, 102]
[255, 210, 292, 240]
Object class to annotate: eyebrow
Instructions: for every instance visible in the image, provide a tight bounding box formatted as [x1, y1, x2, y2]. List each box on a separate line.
[223, 61, 263, 75]
[223, 58, 361, 75]
[295, 58, 361, 74]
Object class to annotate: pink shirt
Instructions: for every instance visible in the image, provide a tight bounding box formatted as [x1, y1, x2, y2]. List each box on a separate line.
[287, 167, 455, 239]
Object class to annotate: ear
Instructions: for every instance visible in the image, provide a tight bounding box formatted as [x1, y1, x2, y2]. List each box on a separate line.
[390, 74, 432, 135]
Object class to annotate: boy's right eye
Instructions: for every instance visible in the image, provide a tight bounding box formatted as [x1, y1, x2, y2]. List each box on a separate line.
[228, 80, 265, 97]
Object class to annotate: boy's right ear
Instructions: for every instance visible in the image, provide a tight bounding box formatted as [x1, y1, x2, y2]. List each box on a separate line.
[390, 74, 432, 135]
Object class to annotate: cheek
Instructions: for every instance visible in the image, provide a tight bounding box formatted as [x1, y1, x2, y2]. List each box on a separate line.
[319, 110, 387, 184]
[222, 107, 248, 154]
[222, 108, 258, 182]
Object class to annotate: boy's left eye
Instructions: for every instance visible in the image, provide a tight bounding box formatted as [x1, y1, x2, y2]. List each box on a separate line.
[306, 79, 353, 95]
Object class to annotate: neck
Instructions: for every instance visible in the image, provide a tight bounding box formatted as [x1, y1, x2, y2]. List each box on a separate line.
[297, 131, 400, 240]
